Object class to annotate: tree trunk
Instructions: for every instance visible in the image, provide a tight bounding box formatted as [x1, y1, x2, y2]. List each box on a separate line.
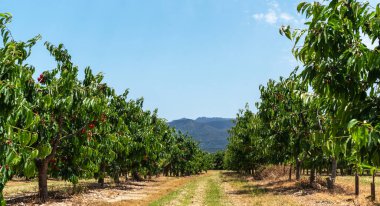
[327, 158, 337, 189]
[36, 159, 49, 203]
[132, 171, 142, 181]
[98, 177, 104, 186]
[289, 164, 292, 181]
[114, 173, 120, 184]
[296, 159, 301, 181]
[98, 163, 106, 187]
[36, 119, 62, 203]
[310, 167, 316, 184]
[371, 173, 376, 201]
[355, 172, 359, 196]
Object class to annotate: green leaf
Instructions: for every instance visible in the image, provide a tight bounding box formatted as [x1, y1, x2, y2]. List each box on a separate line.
[297, 2, 307, 13]
[29, 133, 38, 146]
[6, 151, 21, 166]
[20, 131, 31, 146]
[24, 159, 37, 178]
[38, 144, 52, 158]
[348, 119, 359, 129]
[30, 149, 39, 159]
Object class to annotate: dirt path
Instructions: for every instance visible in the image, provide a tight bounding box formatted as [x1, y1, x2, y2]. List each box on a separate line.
[151, 171, 229, 206]
[221, 175, 253, 206]
[6, 174, 206, 206]
[10, 171, 374, 206]
[188, 175, 208, 206]
[73, 175, 202, 206]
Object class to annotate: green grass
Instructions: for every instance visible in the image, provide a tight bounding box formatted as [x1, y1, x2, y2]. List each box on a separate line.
[204, 177, 223, 206]
[180, 180, 198, 205]
[149, 180, 197, 206]
[149, 187, 183, 206]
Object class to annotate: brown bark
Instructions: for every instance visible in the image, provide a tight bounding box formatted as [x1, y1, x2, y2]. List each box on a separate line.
[36, 159, 49, 203]
[114, 174, 120, 184]
[289, 164, 292, 181]
[98, 162, 106, 187]
[296, 159, 301, 181]
[327, 158, 337, 189]
[371, 173, 376, 201]
[36, 117, 65, 203]
[310, 167, 316, 184]
[132, 171, 142, 181]
[355, 172, 360, 196]
[36, 135, 60, 202]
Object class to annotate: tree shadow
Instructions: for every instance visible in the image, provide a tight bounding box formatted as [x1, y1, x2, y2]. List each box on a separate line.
[5, 177, 162, 205]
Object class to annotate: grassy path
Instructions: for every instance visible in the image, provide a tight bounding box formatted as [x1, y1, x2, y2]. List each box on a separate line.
[11, 170, 378, 205]
[149, 171, 230, 206]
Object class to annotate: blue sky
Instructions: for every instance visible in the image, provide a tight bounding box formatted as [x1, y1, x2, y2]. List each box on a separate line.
[2, 0, 377, 121]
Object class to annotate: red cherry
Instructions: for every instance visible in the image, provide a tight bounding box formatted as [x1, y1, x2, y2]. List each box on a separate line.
[89, 123, 95, 129]
[81, 128, 86, 134]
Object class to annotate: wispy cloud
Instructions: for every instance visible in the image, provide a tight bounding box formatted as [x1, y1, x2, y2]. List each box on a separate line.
[252, 1, 302, 26]
[252, 9, 277, 24]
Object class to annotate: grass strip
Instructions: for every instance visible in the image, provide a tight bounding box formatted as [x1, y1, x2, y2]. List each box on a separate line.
[149, 180, 197, 206]
[204, 177, 223, 206]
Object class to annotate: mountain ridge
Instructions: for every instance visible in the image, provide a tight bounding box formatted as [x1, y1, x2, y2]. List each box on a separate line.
[168, 117, 234, 153]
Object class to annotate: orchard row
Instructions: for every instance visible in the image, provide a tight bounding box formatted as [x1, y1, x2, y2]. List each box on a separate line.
[225, 0, 380, 200]
[0, 13, 211, 205]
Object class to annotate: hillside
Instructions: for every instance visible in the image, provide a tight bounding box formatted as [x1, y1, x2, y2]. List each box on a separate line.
[168, 117, 234, 153]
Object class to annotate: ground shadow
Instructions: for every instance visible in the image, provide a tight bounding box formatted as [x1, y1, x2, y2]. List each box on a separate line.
[5, 177, 164, 205]
[221, 171, 351, 197]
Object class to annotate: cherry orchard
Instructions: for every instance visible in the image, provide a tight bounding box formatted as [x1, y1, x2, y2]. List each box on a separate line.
[0, 13, 211, 205]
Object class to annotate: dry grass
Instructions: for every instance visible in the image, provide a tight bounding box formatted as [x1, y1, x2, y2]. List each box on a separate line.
[254, 165, 289, 180]
[221, 170, 380, 206]
[4, 174, 207, 205]
[5, 171, 380, 205]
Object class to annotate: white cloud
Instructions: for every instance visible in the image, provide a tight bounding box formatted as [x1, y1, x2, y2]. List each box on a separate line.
[252, 13, 264, 21]
[268, 1, 280, 10]
[252, 10, 278, 25]
[280, 13, 293, 21]
[252, 1, 302, 26]
[265, 10, 278, 24]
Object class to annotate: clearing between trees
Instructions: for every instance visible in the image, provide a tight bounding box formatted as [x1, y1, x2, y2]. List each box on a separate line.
[5, 170, 380, 205]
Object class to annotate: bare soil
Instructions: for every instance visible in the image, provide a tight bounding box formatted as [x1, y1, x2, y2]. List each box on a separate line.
[221, 171, 380, 206]
[5, 171, 380, 206]
[5, 174, 205, 206]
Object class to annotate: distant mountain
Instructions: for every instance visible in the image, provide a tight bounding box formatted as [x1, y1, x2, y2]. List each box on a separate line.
[168, 117, 234, 153]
